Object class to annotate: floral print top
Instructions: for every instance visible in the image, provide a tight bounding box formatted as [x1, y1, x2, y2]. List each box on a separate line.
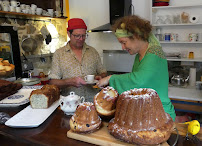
[49, 42, 106, 101]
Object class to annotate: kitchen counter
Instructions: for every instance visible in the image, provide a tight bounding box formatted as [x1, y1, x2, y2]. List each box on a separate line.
[169, 86, 202, 102]
[0, 104, 201, 146]
[168, 86, 202, 114]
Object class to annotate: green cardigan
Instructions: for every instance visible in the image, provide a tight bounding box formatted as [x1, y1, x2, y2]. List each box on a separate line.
[109, 34, 176, 121]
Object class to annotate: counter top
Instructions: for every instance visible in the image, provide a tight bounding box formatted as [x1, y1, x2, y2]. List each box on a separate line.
[169, 86, 202, 102]
[0, 104, 201, 145]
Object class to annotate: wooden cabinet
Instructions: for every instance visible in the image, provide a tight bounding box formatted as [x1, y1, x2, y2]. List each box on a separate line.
[170, 98, 202, 114]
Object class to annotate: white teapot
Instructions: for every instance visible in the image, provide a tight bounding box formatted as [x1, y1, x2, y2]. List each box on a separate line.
[59, 92, 85, 115]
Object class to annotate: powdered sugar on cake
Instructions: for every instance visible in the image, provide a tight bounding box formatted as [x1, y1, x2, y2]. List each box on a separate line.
[122, 88, 157, 99]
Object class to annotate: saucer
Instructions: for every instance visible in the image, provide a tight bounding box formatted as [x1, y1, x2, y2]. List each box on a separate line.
[64, 112, 75, 115]
[86, 80, 98, 84]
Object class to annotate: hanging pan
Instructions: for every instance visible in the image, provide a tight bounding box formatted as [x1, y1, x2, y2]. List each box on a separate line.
[21, 35, 37, 52]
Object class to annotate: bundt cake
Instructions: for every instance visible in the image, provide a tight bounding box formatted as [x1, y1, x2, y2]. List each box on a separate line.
[108, 88, 174, 145]
[69, 102, 102, 133]
[94, 86, 118, 117]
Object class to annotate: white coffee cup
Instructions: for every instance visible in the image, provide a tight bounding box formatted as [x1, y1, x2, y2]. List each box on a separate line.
[0, 0, 3, 6]
[47, 9, 53, 14]
[9, 6, 16, 12]
[2, 5, 9, 11]
[47, 9, 54, 17]
[31, 9, 35, 15]
[59, 92, 85, 114]
[2, 0, 9, 6]
[20, 4, 26, 10]
[25, 4, 30, 9]
[16, 7, 21, 13]
[31, 4, 37, 10]
[84, 75, 95, 83]
[22, 9, 29, 14]
[10, 0, 20, 7]
[36, 7, 43, 15]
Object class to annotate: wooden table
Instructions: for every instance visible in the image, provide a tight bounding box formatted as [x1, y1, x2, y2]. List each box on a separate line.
[0, 104, 201, 146]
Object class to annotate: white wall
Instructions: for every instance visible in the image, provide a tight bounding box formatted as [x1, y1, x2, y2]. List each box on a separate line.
[68, 0, 150, 59]
[68, 0, 202, 60]
[132, 0, 150, 20]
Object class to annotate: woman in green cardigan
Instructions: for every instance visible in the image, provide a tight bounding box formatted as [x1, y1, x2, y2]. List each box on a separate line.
[97, 15, 176, 121]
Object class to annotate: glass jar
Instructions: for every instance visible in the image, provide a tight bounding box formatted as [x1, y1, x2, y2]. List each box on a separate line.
[164, 15, 172, 24]
[156, 16, 164, 24]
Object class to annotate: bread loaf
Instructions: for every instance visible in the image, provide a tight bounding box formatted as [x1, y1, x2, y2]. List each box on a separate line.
[0, 79, 23, 100]
[29, 84, 60, 109]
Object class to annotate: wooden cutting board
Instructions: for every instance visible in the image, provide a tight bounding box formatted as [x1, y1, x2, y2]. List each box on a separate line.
[67, 122, 169, 146]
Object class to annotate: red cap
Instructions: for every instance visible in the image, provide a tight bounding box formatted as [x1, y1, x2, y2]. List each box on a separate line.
[67, 18, 87, 31]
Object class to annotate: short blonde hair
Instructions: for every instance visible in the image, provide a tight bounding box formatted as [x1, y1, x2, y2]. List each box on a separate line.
[112, 15, 152, 41]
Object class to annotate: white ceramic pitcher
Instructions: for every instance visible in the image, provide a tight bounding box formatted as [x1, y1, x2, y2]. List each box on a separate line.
[59, 92, 85, 115]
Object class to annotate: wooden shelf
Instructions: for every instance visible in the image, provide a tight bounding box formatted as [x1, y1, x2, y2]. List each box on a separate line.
[0, 11, 67, 21]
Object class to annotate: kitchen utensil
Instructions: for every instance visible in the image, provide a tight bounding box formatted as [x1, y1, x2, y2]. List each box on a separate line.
[184, 120, 200, 136]
[21, 53, 34, 71]
[171, 74, 189, 86]
[14, 78, 40, 86]
[0, 112, 10, 124]
[21, 35, 37, 53]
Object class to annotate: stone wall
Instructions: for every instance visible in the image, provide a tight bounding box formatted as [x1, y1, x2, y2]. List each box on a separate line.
[0, 16, 67, 76]
[0, 17, 67, 56]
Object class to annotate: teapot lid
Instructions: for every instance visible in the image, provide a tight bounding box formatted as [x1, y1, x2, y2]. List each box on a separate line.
[68, 91, 79, 99]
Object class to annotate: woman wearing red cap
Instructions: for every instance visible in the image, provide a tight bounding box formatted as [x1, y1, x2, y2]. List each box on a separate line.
[49, 18, 107, 101]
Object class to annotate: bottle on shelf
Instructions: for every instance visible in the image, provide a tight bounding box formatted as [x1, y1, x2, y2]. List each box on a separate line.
[155, 28, 163, 41]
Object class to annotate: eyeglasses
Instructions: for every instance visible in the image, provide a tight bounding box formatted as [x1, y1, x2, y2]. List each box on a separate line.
[71, 33, 88, 40]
